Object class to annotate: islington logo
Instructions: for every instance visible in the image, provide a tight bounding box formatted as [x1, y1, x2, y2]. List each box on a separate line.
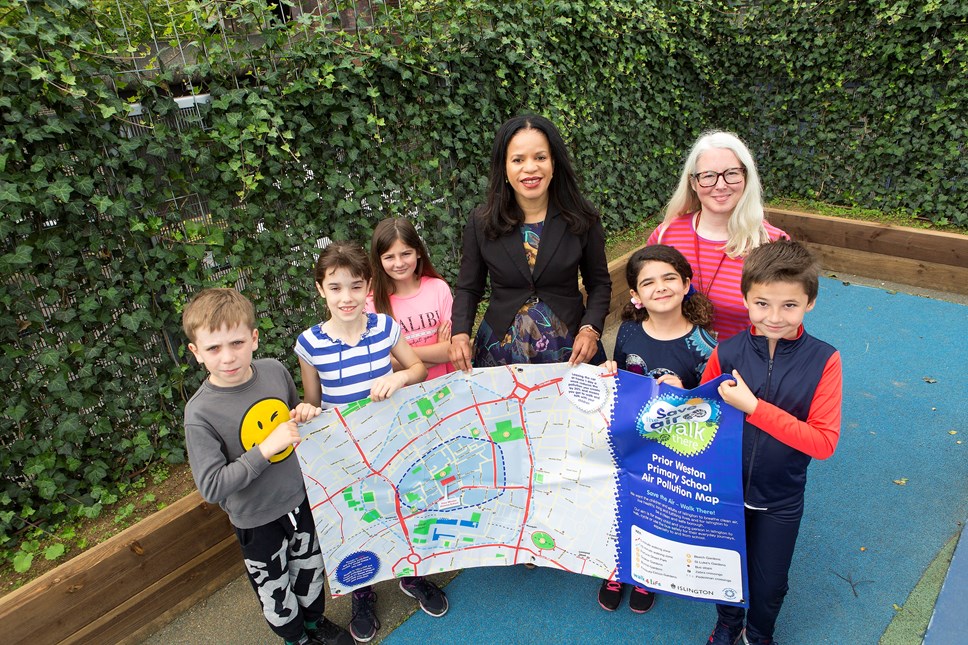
[636, 393, 720, 457]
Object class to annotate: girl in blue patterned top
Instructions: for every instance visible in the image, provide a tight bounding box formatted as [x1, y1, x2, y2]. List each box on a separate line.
[597, 243, 717, 614]
[294, 242, 449, 643]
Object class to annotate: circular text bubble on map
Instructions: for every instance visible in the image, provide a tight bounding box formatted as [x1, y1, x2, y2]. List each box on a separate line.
[335, 550, 381, 589]
[563, 364, 609, 413]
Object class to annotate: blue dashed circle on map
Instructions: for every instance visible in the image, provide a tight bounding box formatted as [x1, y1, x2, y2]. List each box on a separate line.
[335, 550, 381, 587]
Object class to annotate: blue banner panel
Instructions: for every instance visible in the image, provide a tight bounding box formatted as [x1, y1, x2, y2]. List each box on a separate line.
[610, 371, 748, 606]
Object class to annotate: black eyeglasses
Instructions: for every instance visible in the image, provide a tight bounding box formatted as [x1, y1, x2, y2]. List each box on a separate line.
[692, 167, 746, 188]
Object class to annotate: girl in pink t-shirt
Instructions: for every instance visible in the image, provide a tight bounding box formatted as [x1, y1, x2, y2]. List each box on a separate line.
[368, 217, 455, 380]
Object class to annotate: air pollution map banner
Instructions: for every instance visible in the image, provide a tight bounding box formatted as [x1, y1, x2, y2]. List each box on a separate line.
[296, 363, 747, 606]
[610, 371, 747, 605]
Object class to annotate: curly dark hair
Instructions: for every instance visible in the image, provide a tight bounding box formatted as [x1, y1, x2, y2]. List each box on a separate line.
[621, 244, 715, 330]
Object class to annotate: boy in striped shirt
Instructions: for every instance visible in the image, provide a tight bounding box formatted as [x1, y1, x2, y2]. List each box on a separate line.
[295, 242, 448, 643]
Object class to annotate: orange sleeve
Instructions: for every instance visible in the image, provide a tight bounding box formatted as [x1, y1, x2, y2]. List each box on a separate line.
[700, 347, 723, 384]
[746, 352, 843, 459]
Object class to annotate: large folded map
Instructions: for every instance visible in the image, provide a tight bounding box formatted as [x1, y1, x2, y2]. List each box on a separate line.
[297, 363, 747, 606]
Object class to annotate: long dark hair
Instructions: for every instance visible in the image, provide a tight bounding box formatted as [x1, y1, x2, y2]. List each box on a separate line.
[622, 244, 714, 330]
[369, 217, 444, 318]
[478, 114, 600, 240]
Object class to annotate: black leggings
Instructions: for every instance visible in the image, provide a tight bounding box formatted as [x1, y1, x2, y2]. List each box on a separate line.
[716, 501, 804, 642]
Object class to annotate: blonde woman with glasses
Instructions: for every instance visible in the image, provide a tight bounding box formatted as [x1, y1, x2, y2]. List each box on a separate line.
[648, 131, 788, 339]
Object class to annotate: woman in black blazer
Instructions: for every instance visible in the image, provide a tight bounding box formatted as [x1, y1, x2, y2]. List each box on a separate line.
[449, 115, 611, 371]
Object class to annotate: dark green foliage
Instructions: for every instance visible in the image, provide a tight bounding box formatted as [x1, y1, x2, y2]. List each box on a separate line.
[718, 0, 968, 224]
[0, 0, 964, 562]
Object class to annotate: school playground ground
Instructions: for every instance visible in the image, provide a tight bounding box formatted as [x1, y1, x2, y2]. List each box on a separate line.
[145, 275, 967, 644]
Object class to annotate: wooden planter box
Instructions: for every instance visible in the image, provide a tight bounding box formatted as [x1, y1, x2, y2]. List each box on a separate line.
[0, 493, 242, 644]
[1, 208, 964, 643]
[764, 208, 968, 297]
[603, 207, 968, 327]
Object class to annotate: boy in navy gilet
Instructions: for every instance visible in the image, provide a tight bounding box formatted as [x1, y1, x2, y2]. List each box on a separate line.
[701, 240, 843, 645]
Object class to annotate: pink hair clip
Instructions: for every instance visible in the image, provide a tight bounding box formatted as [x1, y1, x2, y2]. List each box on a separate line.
[631, 296, 644, 310]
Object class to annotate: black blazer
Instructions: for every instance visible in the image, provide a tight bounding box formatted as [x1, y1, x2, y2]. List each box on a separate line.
[452, 205, 612, 341]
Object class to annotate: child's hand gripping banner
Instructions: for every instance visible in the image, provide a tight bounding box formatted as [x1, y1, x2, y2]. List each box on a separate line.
[296, 364, 746, 607]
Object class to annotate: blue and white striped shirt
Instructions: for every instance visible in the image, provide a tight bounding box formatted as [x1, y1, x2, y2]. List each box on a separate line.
[294, 313, 400, 406]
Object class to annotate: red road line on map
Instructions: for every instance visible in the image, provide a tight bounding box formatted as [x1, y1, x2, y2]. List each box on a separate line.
[334, 369, 571, 566]
[317, 476, 363, 505]
[304, 475, 334, 506]
[363, 392, 508, 476]
[390, 543, 578, 574]
[504, 364, 564, 397]
[338, 369, 566, 481]
[361, 468, 412, 544]
[302, 474, 348, 541]
[337, 408, 376, 473]
[512, 402, 535, 563]
[399, 484, 529, 520]
[379, 368, 563, 563]
[468, 387, 500, 484]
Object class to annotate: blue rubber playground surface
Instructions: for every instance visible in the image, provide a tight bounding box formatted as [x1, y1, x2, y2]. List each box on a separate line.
[382, 277, 968, 644]
[144, 277, 967, 645]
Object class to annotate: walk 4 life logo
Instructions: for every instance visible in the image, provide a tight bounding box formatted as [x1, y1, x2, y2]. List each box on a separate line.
[635, 392, 721, 458]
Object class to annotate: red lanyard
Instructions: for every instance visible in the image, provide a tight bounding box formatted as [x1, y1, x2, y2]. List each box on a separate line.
[692, 212, 727, 295]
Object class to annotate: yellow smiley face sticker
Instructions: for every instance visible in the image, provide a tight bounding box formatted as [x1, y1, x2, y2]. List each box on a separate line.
[239, 398, 293, 463]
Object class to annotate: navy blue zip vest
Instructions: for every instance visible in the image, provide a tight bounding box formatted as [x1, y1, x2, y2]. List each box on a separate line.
[717, 327, 836, 509]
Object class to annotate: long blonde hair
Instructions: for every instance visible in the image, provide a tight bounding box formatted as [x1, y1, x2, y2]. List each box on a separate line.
[660, 130, 769, 257]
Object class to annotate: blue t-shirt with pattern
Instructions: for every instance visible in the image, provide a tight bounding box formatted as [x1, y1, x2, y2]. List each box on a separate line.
[613, 321, 716, 389]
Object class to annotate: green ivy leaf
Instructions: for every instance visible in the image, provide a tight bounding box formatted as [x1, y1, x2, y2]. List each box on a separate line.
[47, 179, 72, 202]
[38, 348, 63, 367]
[13, 550, 33, 573]
[0, 182, 19, 202]
[119, 311, 143, 332]
[4, 403, 27, 422]
[62, 390, 84, 408]
[2, 244, 34, 269]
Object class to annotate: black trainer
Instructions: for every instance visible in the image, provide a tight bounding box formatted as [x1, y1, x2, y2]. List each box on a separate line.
[739, 629, 777, 645]
[350, 588, 380, 643]
[707, 620, 743, 645]
[597, 578, 625, 611]
[629, 585, 656, 613]
[399, 576, 449, 617]
[308, 617, 354, 645]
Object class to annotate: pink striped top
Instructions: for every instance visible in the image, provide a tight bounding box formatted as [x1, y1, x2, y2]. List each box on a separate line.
[647, 213, 788, 340]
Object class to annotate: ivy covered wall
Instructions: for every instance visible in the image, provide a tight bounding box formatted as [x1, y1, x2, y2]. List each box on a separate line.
[0, 0, 964, 563]
[720, 0, 968, 224]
